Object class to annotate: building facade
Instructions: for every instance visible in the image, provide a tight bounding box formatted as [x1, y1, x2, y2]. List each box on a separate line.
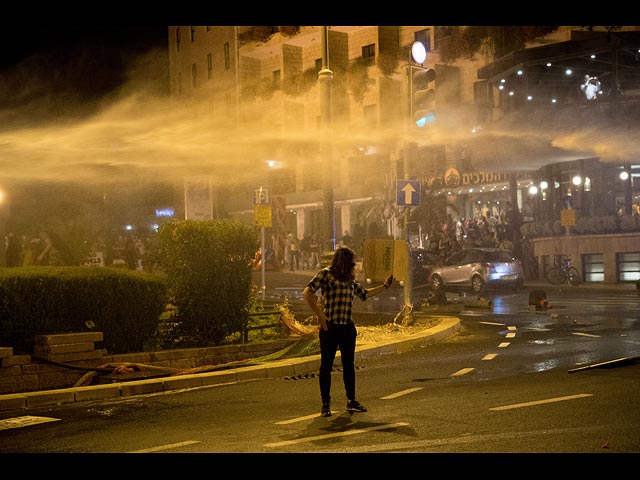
[167, 26, 640, 283]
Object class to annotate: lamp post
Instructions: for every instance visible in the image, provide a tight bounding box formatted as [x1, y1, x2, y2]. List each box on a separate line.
[319, 26, 336, 253]
[0, 188, 9, 267]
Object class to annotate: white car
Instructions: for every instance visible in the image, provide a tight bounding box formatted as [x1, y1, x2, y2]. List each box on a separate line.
[430, 247, 525, 293]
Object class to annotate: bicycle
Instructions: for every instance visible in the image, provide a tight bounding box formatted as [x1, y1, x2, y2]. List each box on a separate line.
[544, 255, 581, 286]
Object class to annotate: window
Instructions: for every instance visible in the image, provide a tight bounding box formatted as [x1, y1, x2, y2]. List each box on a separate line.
[362, 44, 375, 66]
[414, 29, 430, 52]
[190, 26, 196, 42]
[224, 42, 230, 70]
[175, 28, 180, 52]
[191, 64, 197, 88]
[583, 253, 604, 282]
[207, 53, 213, 80]
[272, 69, 281, 89]
[617, 252, 640, 282]
[315, 58, 323, 71]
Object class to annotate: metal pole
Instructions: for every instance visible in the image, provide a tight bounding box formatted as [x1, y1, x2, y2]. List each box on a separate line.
[261, 225, 266, 300]
[319, 26, 336, 252]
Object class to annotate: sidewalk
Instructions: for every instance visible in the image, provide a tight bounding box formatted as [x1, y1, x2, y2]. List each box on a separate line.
[0, 316, 462, 413]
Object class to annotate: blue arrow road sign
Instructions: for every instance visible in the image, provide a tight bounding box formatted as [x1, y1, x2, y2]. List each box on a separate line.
[396, 180, 421, 206]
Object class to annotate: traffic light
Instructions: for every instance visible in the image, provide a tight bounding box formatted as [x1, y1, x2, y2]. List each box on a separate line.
[411, 66, 436, 127]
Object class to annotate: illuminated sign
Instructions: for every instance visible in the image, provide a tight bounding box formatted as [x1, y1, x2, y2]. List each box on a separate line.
[155, 208, 174, 217]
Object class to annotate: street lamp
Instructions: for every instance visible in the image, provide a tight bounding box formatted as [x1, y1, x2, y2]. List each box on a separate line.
[0, 188, 7, 267]
[319, 27, 336, 252]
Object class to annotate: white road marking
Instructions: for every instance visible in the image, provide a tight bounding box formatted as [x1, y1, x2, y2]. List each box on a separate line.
[507, 326, 517, 330]
[482, 354, 498, 360]
[264, 422, 410, 448]
[479, 321, 505, 326]
[129, 440, 200, 453]
[489, 393, 593, 411]
[0, 415, 60, 431]
[498, 342, 510, 348]
[381, 387, 424, 400]
[451, 368, 474, 376]
[275, 412, 335, 425]
[573, 332, 600, 338]
[505, 332, 516, 338]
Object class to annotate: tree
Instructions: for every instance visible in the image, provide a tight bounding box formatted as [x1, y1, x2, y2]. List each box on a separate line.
[437, 26, 561, 64]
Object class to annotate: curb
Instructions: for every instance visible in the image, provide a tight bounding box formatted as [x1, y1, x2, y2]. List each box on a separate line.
[0, 317, 462, 413]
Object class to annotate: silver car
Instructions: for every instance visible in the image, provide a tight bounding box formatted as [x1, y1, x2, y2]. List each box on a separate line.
[430, 247, 525, 293]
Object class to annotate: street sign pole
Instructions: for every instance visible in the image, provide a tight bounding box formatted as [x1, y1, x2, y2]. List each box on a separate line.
[254, 187, 271, 300]
[261, 226, 266, 300]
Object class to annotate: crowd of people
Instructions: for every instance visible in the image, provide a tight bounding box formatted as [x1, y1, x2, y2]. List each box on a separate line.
[284, 231, 353, 272]
[3, 230, 149, 270]
[423, 206, 537, 279]
[4, 231, 57, 267]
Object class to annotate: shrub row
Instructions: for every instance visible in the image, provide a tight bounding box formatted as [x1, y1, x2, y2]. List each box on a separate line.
[0, 267, 168, 354]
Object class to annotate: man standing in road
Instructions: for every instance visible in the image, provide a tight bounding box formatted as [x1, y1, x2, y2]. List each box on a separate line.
[303, 246, 394, 417]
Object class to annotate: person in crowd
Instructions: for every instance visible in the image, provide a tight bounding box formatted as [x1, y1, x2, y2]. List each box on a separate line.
[303, 246, 395, 417]
[124, 235, 140, 270]
[5, 232, 23, 267]
[341, 230, 353, 247]
[300, 232, 311, 269]
[289, 235, 300, 271]
[308, 234, 320, 269]
[35, 231, 53, 265]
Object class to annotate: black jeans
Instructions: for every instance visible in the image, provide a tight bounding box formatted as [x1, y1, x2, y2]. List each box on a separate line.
[319, 322, 357, 404]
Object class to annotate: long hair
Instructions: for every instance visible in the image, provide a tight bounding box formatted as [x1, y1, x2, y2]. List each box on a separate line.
[330, 246, 356, 282]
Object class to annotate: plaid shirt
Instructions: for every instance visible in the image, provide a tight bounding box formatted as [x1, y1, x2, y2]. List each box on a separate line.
[306, 267, 368, 325]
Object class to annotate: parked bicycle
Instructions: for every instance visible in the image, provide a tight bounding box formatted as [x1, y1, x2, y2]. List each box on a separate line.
[544, 255, 581, 286]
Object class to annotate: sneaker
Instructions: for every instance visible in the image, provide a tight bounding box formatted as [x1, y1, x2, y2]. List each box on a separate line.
[346, 399, 368, 413]
[321, 403, 332, 417]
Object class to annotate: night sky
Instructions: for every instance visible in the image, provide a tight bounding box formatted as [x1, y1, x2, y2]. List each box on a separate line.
[0, 25, 169, 125]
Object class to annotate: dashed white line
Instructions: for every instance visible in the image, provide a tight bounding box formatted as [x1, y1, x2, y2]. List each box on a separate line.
[482, 354, 498, 360]
[129, 440, 201, 453]
[490, 393, 593, 411]
[381, 387, 424, 400]
[505, 332, 516, 338]
[507, 326, 517, 331]
[451, 368, 475, 376]
[498, 342, 510, 348]
[264, 422, 410, 448]
[572, 332, 601, 338]
[275, 412, 334, 425]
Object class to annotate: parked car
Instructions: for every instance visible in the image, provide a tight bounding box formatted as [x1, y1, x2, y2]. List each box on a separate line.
[429, 247, 524, 293]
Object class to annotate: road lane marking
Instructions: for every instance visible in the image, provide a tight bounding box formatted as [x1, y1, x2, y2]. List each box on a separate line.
[573, 332, 600, 338]
[381, 387, 424, 400]
[482, 354, 498, 360]
[507, 326, 517, 330]
[276, 412, 335, 425]
[505, 332, 516, 338]
[451, 368, 474, 376]
[0, 415, 60, 431]
[317, 422, 638, 453]
[129, 440, 200, 453]
[498, 342, 510, 348]
[264, 422, 410, 448]
[489, 393, 593, 411]
[479, 321, 505, 326]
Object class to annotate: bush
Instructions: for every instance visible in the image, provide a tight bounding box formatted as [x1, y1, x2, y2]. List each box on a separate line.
[0, 267, 168, 354]
[156, 219, 260, 347]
